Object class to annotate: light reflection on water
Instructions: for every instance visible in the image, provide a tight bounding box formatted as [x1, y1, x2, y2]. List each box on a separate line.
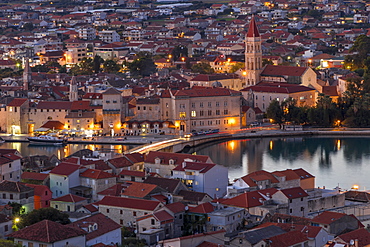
[186, 137, 370, 190]
[0, 142, 137, 160]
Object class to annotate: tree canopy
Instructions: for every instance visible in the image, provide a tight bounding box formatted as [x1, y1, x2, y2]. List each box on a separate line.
[191, 62, 214, 74]
[124, 52, 157, 77]
[19, 207, 70, 229]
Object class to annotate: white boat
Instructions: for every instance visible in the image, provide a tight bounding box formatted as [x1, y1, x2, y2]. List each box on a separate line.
[28, 135, 67, 146]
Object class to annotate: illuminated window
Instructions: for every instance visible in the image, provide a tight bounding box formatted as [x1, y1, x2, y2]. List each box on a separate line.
[77, 120, 80, 123]
[191, 111, 196, 117]
[9, 107, 12, 112]
[179, 112, 186, 118]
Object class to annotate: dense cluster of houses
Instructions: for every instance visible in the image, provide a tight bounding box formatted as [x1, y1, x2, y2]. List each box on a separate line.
[0, 147, 369, 246]
[0, 0, 367, 135]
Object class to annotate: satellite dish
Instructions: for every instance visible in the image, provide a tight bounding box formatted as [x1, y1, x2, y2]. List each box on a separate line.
[350, 240, 355, 245]
[185, 206, 189, 211]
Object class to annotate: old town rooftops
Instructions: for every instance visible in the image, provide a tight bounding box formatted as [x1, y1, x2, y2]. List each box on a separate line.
[7, 220, 86, 243]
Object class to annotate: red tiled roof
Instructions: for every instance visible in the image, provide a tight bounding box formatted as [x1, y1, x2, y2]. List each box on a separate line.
[21, 172, 48, 181]
[241, 83, 314, 94]
[337, 228, 370, 246]
[24, 184, 50, 197]
[51, 193, 87, 203]
[165, 202, 186, 213]
[191, 74, 238, 82]
[40, 120, 65, 130]
[70, 101, 92, 110]
[98, 184, 126, 197]
[280, 187, 308, 199]
[98, 196, 161, 211]
[145, 151, 210, 165]
[36, 101, 72, 110]
[189, 202, 215, 214]
[80, 169, 115, 179]
[247, 16, 260, 38]
[121, 181, 158, 198]
[68, 213, 121, 241]
[293, 168, 315, 180]
[261, 65, 308, 77]
[171, 86, 240, 98]
[50, 163, 80, 176]
[119, 170, 145, 177]
[8, 98, 27, 107]
[7, 220, 86, 242]
[222, 188, 278, 208]
[269, 230, 309, 247]
[173, 162, 215, 173]
[197, 241, 224, 247]
[153, 210, 174, 223]
[312, 211, 347, 224]
[272, 169, 300, 181]
[240, 170, 279, 187]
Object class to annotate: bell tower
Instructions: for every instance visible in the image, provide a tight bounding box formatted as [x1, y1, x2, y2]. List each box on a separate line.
[69, 76, 78, 102]
[245, 16, 262, 86]
[23, 58, 31, 91]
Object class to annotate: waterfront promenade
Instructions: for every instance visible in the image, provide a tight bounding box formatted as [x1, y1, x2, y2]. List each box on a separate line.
[3, 126, 370, 154]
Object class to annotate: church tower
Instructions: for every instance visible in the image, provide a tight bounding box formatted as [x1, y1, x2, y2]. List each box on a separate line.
[23, 58, 31, 91]
[69, 76, 78, 102]
[245, 16, 262, 86]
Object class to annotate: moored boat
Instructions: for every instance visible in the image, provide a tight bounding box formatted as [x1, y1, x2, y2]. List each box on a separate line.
[27, 135, 67, 146]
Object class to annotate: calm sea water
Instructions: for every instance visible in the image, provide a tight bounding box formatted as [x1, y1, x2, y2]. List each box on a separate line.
[186, 137, 370, 190]
[0, 142, 137, 159]
[4, 137, 369, 190]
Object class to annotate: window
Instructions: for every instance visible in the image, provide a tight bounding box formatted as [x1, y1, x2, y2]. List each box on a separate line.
[55, 205, 58, 209]
[4, 225, 8, 232]
[8, 163, 11, 168]
[224, 109, 228, 115]
[191, 103, 195, 108]
[191, 111, 196, 117]
[216, 110, 220, 115]
[9, 194, 13, 199]
[28, 243, 33, 247]
[208, 110, 212, 116]
[179, 112, 186, 118]
[106, 208, 109, 213]
[151, 219, 155, 225]
[143, 106, 146, 110]
[208, 102, 211, 107]
[120, 219, 123, 225]
[224, 101, 228, 106]
[200, 102, 203, 108]
[40, 244, 47, 247]
[138, 106, 140, 110]
[216, 102, 220, 107]
[106, 101, 110, 103]
[133, 211, 137, 216]
[289, 208, 292, 213]
[120, 210, 123, 214]
[2, 194, 5, 199]
[67, 206, 70, 211]
[301, 207, 304, 211]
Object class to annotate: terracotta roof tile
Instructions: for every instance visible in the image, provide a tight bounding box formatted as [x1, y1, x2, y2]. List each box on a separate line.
[80, 169, 115, 179]
[280, 187, 308, 199]
[165, 202, 186, 214]
[50, 163, 80, 176]
[269, 230, 309, 247]
[97, 196, 161, 211]
[261, 65, 308, 77]
[222, 188, 278, 208]
[121, 181, 158, 198]
[189, 202, 215, 214]
[0, 181, 33, 193]
[68, 213, 121, 241]
[312, 211, 347, 224]
[7, 220, 86, 242]
[51, 193, 87, 203]
[7, 98, 27, 107]
[337, 228, 370, 246]
[21, 172, 49, 181]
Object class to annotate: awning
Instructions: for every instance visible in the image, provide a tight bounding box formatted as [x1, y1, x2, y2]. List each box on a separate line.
[34, 127, 50, 132]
